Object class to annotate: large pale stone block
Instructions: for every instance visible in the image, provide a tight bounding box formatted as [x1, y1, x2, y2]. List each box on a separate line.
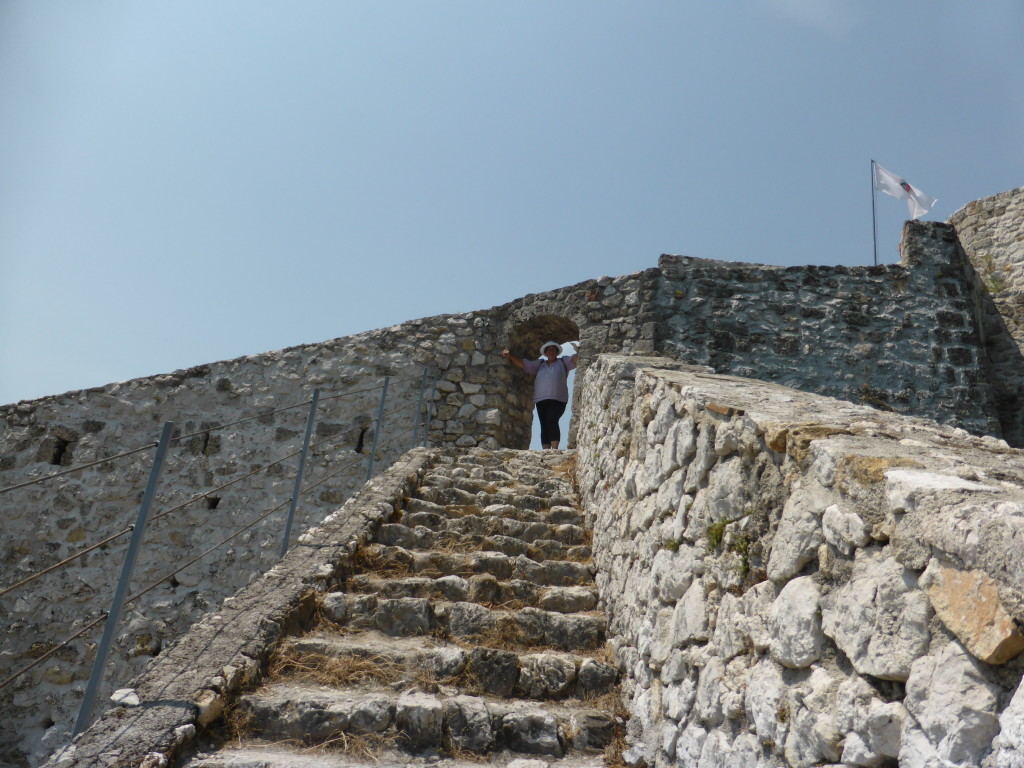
[921, 559, 1024, 665]
[784, 668, 841, 768]
[835, 675, 904, 766]
[900, 641, 1000, 768]
[821, 503, 870, 555]
[986, 677, 1024, 767]
[769, 576, 822, 669]
[745, 658, 786, 744]
[821, 552, 929, 681]
[766, 485, 828, 581]
[672, 578, 709, 644]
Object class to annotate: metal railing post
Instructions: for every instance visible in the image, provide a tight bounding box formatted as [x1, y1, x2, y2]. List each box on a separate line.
[280, 388, 320, 558]
[366, 376, 390, 481]
[412, 367, 428, 448]
[74, 421, 175, 736]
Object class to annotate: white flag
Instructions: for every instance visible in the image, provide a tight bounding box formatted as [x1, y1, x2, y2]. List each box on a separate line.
[873, 162, 937, 219]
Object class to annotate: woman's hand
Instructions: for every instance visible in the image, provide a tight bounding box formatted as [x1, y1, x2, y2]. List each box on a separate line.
[502, 349, 526, 370]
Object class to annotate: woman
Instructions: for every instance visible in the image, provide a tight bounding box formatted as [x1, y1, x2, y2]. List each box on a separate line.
[502, 340, 579, 449]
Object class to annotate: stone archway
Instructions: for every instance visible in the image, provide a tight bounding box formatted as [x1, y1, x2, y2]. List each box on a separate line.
[502, 315, 581, 450]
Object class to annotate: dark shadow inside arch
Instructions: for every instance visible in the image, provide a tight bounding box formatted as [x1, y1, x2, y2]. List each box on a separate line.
[504, 315, 581, 450]
[507, 315, 581, 360]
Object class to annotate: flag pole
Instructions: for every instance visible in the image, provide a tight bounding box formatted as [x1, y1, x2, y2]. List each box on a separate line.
[870, 159, 879, 266]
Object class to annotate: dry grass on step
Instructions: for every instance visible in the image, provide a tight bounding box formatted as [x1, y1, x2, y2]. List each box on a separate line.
[269, 645, 403, 688]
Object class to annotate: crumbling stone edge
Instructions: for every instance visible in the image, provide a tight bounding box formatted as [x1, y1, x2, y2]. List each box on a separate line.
[42, 447, 438, 768]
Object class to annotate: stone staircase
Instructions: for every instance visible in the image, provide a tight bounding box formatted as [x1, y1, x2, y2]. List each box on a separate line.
[181, 449, 623, 768]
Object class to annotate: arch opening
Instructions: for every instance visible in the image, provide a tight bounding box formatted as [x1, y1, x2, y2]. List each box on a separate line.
[502, 315, 581, 450]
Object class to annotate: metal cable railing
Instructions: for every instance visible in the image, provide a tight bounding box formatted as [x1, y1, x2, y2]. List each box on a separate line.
[0, 368, 442, 734]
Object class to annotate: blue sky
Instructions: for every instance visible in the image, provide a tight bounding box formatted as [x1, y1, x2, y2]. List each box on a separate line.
[2, 1, 1023, 407]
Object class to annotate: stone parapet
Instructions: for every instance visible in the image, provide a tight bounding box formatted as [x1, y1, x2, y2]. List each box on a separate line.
[575, 354, 1024, 768]
[656, 220, 1002, 440]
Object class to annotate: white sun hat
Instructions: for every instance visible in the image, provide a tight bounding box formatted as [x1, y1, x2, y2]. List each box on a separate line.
[539, 340, 561, 356]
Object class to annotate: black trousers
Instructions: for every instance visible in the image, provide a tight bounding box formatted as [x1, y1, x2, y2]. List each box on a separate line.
[536, 399, 567, 446]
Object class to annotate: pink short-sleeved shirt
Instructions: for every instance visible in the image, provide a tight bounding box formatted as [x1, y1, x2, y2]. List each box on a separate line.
[522, 356, 576, 403]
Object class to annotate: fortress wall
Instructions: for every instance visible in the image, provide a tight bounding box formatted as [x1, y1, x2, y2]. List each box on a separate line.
[654, 221, 1003, 441]
[0, 264, 657, 765]
[0, 204, 1014, 764]
[575, 354, 1024, 768]
[0, 311, 514, 765]
[950, 187, 1024, 446]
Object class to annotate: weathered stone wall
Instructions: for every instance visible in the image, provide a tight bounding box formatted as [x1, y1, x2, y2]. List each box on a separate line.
[575, 355, 1024, 768]
[0, 272, 655, 766]
[654, 221, 1003, 441]
[949, 187, 1024, 447]
[1, 209, 1017, 765]
[0, 313, 505, 766]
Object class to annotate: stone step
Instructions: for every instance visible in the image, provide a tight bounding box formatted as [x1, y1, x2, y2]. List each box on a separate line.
[404, 498, 584, 527]
[280, 631, 619, 700]
[372, 523, 590, 561]
[183, 745, 608, 768]
[398, 508, 587, 545]
[412, 486, 577, 513]
[345, 574, 598, 613]
[357, 544, 595, 587]
[321, 595, 606, 651]
[235, 683, 617, 757]
[419, 472, 575, 500]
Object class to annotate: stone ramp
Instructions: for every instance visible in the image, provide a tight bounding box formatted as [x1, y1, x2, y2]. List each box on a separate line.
[181, 449, 622, 766]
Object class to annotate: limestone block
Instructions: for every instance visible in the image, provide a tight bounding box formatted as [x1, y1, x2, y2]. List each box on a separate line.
[698, 730, 761, 768]
[656, 469, 686, 525]
[900, 641, 1000, 768]
[740, 580, 779, 653]
[766, 485, 828, 582]
[395, 693, 443, 748]
[769, 576, 822, 669]
[821, 503, 870, 555]
[694, 656, 725, 726]
[921, 559, 1024, 664]
[443, 695, 492, 751]
[821, 552, 930, 681]
[783, 668, 842, 768]
[712, 593, 744, 660]
[835, 675, 905, 766]
[663, 678, 696, 722]
[516, 653, 576, 699]
[476, 408, 501, 425]
[684, 426, 717, 493]
[673, 721, 707, 767]
[576, 658, 617, 695]
[721, 655, 752, 721]
[684, 458, 747, 542]
[885, 469, 996, 515]
[745, 658, 786, 744]
[501, 711, 564, 756]
[672, 578, 709, 644]
[985, 677, 1024, 767]
[649, 607, 677, 668]
[647, 397, 676, 445]
[653, 544, 700, 603]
